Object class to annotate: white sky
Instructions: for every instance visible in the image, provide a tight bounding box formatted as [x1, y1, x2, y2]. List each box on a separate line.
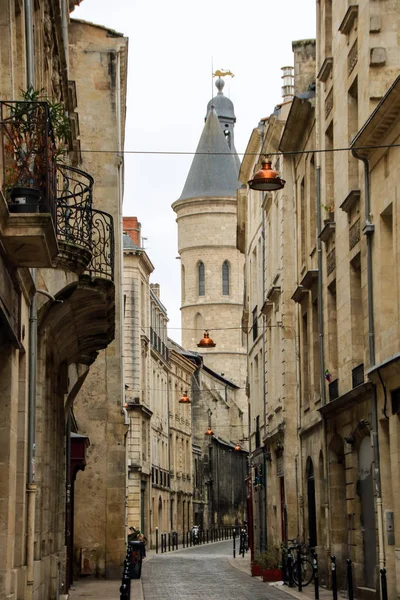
[72, 0, 316, 343]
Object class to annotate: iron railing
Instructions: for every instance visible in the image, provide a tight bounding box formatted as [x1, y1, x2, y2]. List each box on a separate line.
[56, 164, 93, 252]
[84, 208, 114, 281]
[0, 100, 56, 222]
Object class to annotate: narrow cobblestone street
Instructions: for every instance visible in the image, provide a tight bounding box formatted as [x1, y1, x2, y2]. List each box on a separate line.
[141, 540, 289, 600]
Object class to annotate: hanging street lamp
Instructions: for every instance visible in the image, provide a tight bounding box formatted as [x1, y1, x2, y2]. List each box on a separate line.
[248, 157, 285, 191]
[179, 391, 191, 404]
[197, 330, 216, 348]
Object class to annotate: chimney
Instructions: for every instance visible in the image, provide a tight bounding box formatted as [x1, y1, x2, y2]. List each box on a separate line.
[123, 216, 141, 246]
[281, 66, 294, 102]
[291, 39, 316, 95]
[151, 283, 160, 298]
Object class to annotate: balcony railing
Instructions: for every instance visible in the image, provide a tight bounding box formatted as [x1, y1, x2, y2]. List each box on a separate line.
[56, 164, 93, 252]
[84, 209, 114, 281]
[0, 100, 56, 222]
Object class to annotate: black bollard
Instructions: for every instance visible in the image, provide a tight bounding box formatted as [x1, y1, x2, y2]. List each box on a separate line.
[168, 533, 171, 552]
[347, 559, 354, 600]
[288, 549, 294, 588]
[331, 556, 337, 600]
[297, 547, 303, 592]
[233, 530, 236, 558]
[312, 552, 319, 600]
[182, 531, 185, 548]
[156, 528, 159, 554]
[207, 529, 209, 543]
[380, 568, 388, 600]
[186, 531, 189, 547]
[176, 532, 179, 551]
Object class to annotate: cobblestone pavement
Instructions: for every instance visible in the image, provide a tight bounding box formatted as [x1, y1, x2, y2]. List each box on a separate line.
[141, 540, 290, 600]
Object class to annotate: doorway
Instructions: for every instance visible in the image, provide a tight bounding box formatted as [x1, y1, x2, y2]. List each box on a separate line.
[306, 457, 317, 548]
[358, 437, 377, 589]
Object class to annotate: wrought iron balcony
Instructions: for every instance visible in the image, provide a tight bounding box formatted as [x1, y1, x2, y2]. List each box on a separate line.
[84, 208, 114, 281]
[54, 164, 114, 281]
[54, 163, 93, 273]
[0, 100, 56, 220]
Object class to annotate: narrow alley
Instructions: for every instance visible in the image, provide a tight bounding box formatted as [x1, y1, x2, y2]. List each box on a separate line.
[141, 541, 288, 600]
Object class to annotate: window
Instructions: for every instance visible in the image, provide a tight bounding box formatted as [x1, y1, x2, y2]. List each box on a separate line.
[222, 261, 229, 295]
[198, 261, 205, 296]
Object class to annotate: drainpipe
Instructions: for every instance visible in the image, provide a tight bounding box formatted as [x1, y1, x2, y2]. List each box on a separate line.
[316, 167, 326, 406]
[351, 150, 384, 574]
[61, 0, 69, 71]
[290, 156, 304, 541]
[25, 2, 36, 599]
[26, 270, 37, 600]
[115, 47, 129, 551]
[261, 195, 267, 552]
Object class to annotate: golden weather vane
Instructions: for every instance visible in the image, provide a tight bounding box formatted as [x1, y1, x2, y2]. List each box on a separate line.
[213, 69, 235, 78]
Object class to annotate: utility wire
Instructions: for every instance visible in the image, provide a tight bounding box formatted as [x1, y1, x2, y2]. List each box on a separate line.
[79, 142, 400, 156]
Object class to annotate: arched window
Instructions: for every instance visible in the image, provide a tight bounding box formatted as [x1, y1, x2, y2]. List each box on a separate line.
[222, 260, 230, 295]
[198, 261, 205, 296]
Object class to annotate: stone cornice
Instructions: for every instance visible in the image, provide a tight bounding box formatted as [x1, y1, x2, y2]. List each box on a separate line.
[172, 196, 237, 214]
[351, 74, 400, 160]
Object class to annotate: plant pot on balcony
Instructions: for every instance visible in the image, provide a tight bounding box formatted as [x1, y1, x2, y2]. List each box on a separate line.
[262, 568, 283, 582]
[9, 187, 41, 213]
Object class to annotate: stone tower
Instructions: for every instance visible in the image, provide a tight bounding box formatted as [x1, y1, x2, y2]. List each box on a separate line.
[172, 78, 246, 399]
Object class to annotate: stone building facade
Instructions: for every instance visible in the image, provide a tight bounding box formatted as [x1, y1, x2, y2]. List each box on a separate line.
[123, 218, 154, 544]
[167, 345, 196, 533]
[240, 2, 400, 598]
[0, 1, 124, 598]
[68, 19, 128, 581]
[122, 218, 198, 546]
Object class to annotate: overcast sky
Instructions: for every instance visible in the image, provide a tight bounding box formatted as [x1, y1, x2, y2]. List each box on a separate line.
[72, 0, 316, 343]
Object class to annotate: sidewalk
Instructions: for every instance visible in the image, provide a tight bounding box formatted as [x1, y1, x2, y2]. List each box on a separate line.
[227, 553, 334, 599]
[67, 577, 143, 600]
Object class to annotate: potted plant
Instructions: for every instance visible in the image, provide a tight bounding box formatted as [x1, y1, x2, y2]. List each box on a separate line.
[259, 545, 283, 582]
[321, 203, 334, 224]
[1, 87, 70, 213]
[251, 554, 264, 577]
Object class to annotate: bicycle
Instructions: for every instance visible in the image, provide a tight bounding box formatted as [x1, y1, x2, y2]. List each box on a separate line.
[283, 541, 314, 587]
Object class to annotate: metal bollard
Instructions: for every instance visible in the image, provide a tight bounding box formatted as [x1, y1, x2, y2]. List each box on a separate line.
[176, 532, 179, 550]
[380, 568, 388, 600]
[297, 547, 303, 592]
[168, 533, 171, 552]
[288, 550, 294, 588]
[233, 530, 236, 558]
[207, 529, 209, 543]
[182, 531, 185, 548]
[331, 556, 337, 600]
[186, 531, 189, 547]
[312, 552, 319, 600]
[347, 559, 354, 600]
[156, 528, 159, 554]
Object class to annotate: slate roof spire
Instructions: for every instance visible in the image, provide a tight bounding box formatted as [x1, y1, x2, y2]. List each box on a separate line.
[178, 104, 240, 202]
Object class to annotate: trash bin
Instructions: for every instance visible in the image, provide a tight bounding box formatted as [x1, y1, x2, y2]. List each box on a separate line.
[127, 541, 145, 579]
